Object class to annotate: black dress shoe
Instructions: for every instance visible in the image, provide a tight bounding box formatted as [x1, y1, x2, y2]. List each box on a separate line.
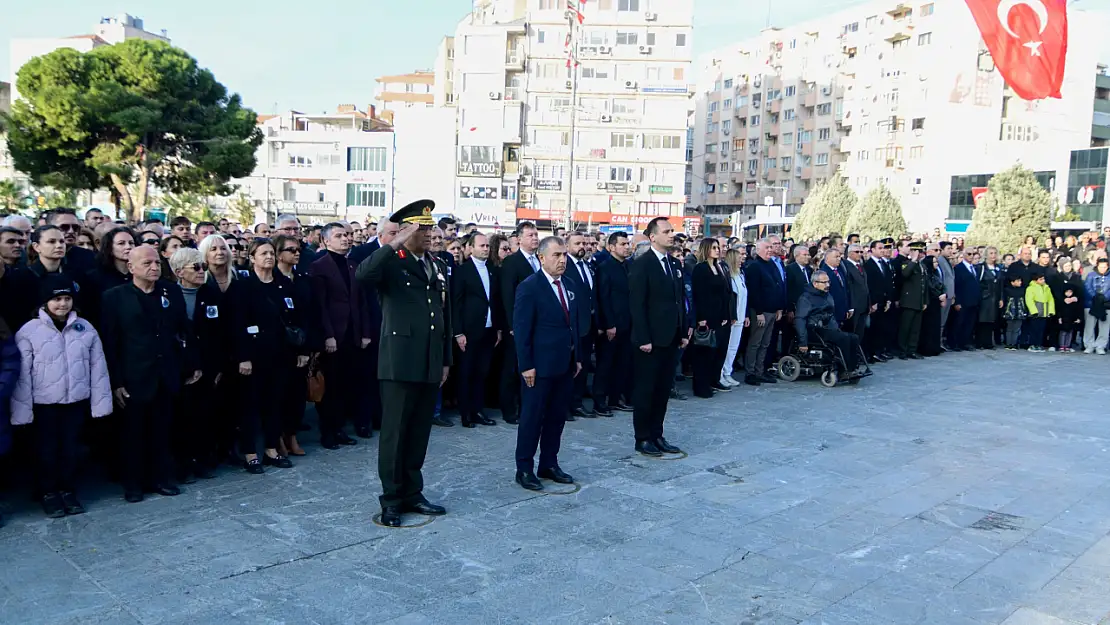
[60, 491, 85, 516]
[355, 426, 373, 439]
[538, 466, 575, 484]
[335, 431, 359, 445]
[571, 406, 593, 418]
[152, 483, 181, 497]
[460, 415, 477, 428]
[403, 500, 447, 516]
[745, 374, 763, 386]
[380, 506, 403, 527]
[594, 406, 614, 417]
[320, 437, 341, 450]
[712, 383, 733, 392]
[761, 374, 778, 384]
[503, 415, 519, 425]
[432, 415, 453, 427]
[655, 438, 682, 454]
[635, 440, 664, 457]
[245, 458, 265, 474]
[515, 471, 544, 491]
[910, 353, 924, 360]
[473, 412, 496, 426]
[669, 389, 687, 400]
[42, 492, 65, 518]
[124, 490, 144, 504]
[263, 454, 293, 469]
[611, 402, 633, 412]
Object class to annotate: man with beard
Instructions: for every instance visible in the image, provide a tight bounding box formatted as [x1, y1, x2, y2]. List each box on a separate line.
[356, 200, 451, 527]
[562, 231, 597, 419]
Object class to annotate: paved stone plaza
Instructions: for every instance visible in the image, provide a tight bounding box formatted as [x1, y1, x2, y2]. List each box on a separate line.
[1, 350, 1109, 625]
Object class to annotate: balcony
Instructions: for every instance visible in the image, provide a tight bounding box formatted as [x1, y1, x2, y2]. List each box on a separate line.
[274, 200, 339, 217]
[804, 92, 818, 108]
[766, 145, 779, 158]
[505, 50, 525, 71]
[803, 118, 816, 131]
[504, 87, 523, 102]
[766, 169, 779, 182]
[770, 100, 782, 114]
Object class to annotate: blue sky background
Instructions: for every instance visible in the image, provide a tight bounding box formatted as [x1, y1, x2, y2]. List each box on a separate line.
[2, 0, 1105, 114]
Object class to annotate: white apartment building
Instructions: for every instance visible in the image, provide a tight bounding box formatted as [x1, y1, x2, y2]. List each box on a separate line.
[433, 37, 457, 107]
[234, 108, 395, 225]
[695, 0, 1109, 232]
[391, 107, 457, 213]
[374, 72, 436, 111]
[451, 0, 693, 230]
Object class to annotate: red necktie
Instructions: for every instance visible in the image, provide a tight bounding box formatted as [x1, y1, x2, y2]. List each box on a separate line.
[554, 279, 569, 323]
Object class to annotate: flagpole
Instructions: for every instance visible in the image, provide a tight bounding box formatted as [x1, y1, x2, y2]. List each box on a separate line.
[565, 22, 579, 232]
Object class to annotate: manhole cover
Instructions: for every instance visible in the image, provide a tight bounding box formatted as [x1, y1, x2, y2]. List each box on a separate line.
[970, 511, 1023, 531]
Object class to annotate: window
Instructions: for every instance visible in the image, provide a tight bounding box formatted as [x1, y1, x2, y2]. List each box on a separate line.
[723, 79, 733, 89]
[781, 156, 792, 168]
[799, 130, 812, 143]
[920, 3, 934, 16]
[719, 182, 728, 193]
[613, 99, 639, 114]
[783, 108, 795, 121]
[581, 66, 610, 79]
[347, 147, 387, 171]
[722, 120, 731, 133]
[750, 115, 760, 126]
[719, 162, 728, 172]
[673, 67, 685, 81]
[616, 32, 638, 45]
[709, 101, 719, 112]
[764, 158, 777, 169]
[643, 134, 682, 149]
[857, 151, 870, 161]
[816, 103, 832, 115]
[610, 166, 633, 181]
[747, 159, 757, 171]
[706, 144, 717, 154]
[723, 98, 732, 109]
[910, 145, 924, 158]
[733, 138, 745, 150]
[912, 117, 925, 130]
[706, 184, 715, 193]
[537, 30, 547, 44]
[737, 95, 748, 107]
[598, 0, 612, 8]
[646, 32, 656, 46]
[782, 132, 794, 146]
[818, 128, 831, 141]
[346, 183, 386, 207]
[784, 85, 796, 97]
[539, 0, 559, 8]
[720, 142, 728, 152]
[288, 154, 312, 168]
[611, 132, 636, 148]
[866, 15, 878, 29]
[617, 0, 639, 10]
[918, 32, 932, 46]
[816, 153, 829, 166]
[843, 22, 859, 33]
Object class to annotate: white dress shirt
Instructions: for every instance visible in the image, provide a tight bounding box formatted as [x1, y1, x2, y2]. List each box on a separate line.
[542, 269, 570, 318]
[651, 247, 671, 277]
[474, 257, 493, 327]
[572, 257, 593, 289]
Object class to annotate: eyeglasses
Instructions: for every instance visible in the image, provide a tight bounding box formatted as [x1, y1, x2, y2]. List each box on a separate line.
[281, 247, 300, 254]
[228, 244, 243, 251]
[187, 263, 204, 272]
[142, 239, 160, 246]
[813, 279, 830, 284]
[56, 224, 80, 232]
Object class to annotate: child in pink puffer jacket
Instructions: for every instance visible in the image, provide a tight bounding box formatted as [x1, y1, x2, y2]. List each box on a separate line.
[12, 275, 113, 518]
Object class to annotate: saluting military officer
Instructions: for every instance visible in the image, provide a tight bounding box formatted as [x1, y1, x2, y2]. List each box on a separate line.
[356, 200, 453, 527]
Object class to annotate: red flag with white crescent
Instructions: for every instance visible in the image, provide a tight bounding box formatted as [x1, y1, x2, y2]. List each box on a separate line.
[963, 0, 1067, 100]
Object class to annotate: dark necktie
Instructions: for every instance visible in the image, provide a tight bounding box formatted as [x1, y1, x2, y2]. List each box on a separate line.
[577, 260, 588, 286]
[424, 257, 434, 281]
[803, 267, 811, 283]
[553, 279, 569, 323]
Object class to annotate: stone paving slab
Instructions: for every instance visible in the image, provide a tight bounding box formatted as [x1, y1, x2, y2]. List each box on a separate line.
[1, 351, 1109, 624]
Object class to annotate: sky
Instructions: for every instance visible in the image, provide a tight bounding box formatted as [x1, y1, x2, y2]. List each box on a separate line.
[2, 0, 1108, 114]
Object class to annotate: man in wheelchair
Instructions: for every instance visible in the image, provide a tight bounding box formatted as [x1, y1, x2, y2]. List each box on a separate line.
[792, 270, 871, 381]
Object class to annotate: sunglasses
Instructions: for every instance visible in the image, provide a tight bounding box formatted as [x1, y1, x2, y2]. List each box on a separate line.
[187, 263, 204, 272]
[57, 224, 80, 232]
[281, 247, 300, 254]
[142, 239, 160, 246]
[813, 279, 830, 284]
[228, 244, 243, 250]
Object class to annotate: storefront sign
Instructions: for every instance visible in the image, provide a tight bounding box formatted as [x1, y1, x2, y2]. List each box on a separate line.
[535, 179, 563, 191]
[458, 185, 499, 200]
[457, 161, 503, 177]
[648, 185, 673, 194]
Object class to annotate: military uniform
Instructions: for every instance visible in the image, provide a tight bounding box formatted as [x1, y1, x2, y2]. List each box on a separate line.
[355, 200, 453, 523]
[897, 242, 928, 358]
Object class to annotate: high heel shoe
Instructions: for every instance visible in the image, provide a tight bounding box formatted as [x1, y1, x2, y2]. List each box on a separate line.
[263, 453, 293, 469]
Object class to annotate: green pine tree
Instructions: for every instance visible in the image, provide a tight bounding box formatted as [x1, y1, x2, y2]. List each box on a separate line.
[965, 164, 1051, 254]
[792, 177, 856, 242]
[843, 183, 908, 242]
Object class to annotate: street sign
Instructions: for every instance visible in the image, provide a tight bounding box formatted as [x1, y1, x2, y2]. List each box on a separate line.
[764, 196, 774, 206]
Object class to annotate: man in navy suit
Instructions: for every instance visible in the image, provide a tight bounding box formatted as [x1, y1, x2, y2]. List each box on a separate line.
[562, 231, 597, 420]
[592, 231, 633, 416]
[951, 249, 981, 351]
[819, 248, 850, 325]
[513, 236, 581, 491]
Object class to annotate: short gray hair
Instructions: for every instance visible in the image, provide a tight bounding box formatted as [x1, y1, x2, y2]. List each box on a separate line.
[1, 214, 31, 230]
[169, 247, 203, 272]
[276, 214, 300, 228]
[633, 240, 652, 259]
[538, 236, 565, 256]
[811, 269, 828, 283]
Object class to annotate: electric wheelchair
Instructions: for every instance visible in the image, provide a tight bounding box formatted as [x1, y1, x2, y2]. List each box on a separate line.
[776, 333, 873, 387]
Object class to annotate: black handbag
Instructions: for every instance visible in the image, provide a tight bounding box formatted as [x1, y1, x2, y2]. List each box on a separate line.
[692, 325, 717, 348]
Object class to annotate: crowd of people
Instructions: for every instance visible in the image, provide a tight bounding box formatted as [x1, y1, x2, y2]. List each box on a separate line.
[0, 203, 1108, 526]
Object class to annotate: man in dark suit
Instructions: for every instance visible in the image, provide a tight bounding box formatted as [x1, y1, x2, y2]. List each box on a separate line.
[346, 220, 395, 429]
[356, 200, 451, 527]
[513, 236, 581, 491]
[48, 209, 97, 275]
[629, 217, 690, 457]
[100, 245, 200, 503]
[562, 231, 597, 419]
[592, 231, 633, 417]
[865, 239, 895, 361]
[951, 248, 981, 351]
[311, 222, 374, 447]
[819, 249, 850, 325]
[451, 232, 501, 428]
[784, 245, 812, 352]
[498, 222, 541, 424]
[842, 244, 873, 348]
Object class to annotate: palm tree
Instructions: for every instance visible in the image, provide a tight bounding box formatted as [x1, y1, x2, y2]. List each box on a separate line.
[0, 180, 24, 211]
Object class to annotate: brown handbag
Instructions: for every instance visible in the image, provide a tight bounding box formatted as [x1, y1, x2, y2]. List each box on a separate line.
[306, 354, 326, 402]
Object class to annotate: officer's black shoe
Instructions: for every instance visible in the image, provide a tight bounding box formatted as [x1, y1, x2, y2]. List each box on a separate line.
[474, 412, 496, 426]
[403, 499, 446, 516]
[537, 466, 574, 484]
[60, 491, 86, 516]
[515, 471, 544, 491]
[335, 431, 358, 445]
[636, 440, 664, 457]
[42, 493, 65, 518]
[380, 506, 403, 527]
[355, 426, 373, 439]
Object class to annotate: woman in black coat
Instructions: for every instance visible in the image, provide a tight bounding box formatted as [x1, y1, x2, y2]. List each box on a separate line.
[84, 227, 138, 328]
[690, 238, 735, 398]
[232, 239, 309, 474]
[273, 234, 317, 457]
[918, 254, 946, 357]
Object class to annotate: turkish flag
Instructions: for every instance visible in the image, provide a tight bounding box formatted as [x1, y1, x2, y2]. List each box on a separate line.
[972, 186, 989, 207]
[963, 0, 1067, 100]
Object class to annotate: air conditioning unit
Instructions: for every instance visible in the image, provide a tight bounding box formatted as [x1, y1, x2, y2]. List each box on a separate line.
[911, 184, 921, 195]
[598, 45, 612, 54]
[489, 91, 502, 100]
[644, 11, 658, 21]
[821, 87, 832, 95]
[753, 76, 763, 88]
[565, 80, 573, 89]
[600, 114, 612, 122]
[274, 141, 285, 149]
[722, 128, 730, 135]
[520, 192, 533, 203]
[520, 175, 533, 186]
[796, 144, 804, 153]
[638, 45, 653, 55]
[748, 169, 757, 177]
[750, 144, 758, 154]
[624, 80, 638, 89]
[629, 184, 640, 192]
[596, 182, 607, 190]
[895, 159, 905, 169]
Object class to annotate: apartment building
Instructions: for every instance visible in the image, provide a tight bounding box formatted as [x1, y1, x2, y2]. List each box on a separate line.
[695, 0, 1108, 232]
[0, 81, 17, 188]
[374, 71, 436, 111]
[433, 37, 457, 107]
[233, 107, 395, 225]
[451, 0, 693, 230]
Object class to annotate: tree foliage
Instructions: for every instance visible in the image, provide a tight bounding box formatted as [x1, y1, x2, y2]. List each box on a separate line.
[5, 39, 262, 222]
[843, 183, 908, 242]
[160, 192, 214, 224]
[0, 180, 24, 211]
[227, 193, 257, 227]
[792, 177, 856, 242]
[965, 164, 1052, 254]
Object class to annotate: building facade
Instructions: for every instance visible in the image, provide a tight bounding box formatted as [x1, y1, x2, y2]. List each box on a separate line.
[233, 108, 395, 225]
[374, 71, 436, 111]
[451, 0, 693, 231]
[694, 0, 1108, 233]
